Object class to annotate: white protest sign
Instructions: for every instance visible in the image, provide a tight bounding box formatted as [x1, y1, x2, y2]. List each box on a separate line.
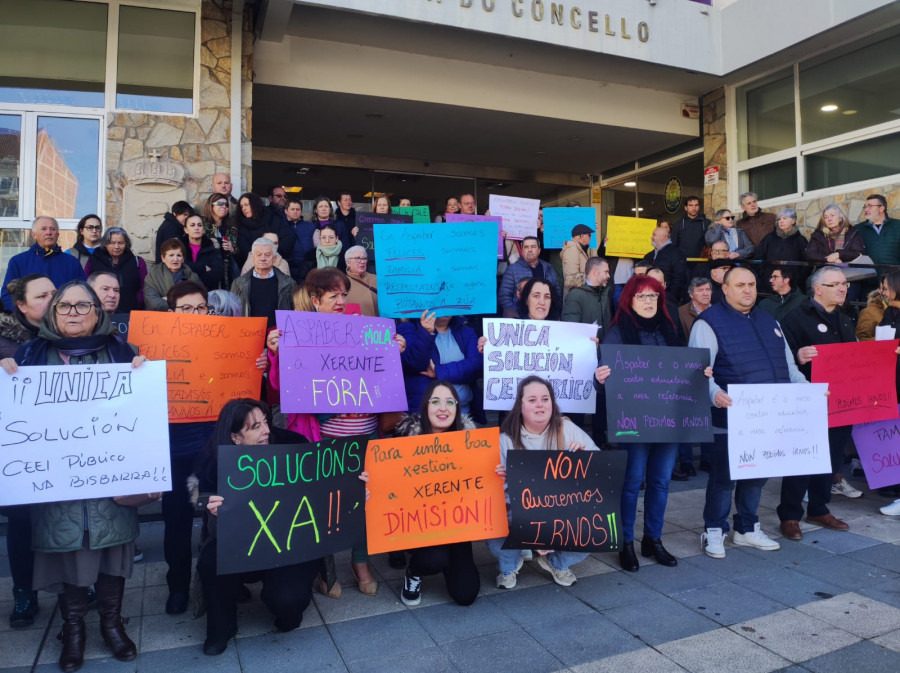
[0, 362, 171, 505]
[488, 195, 540, 240]
[726, 383, 830, 479]
[483, 318, 597, 413]
[876, 325, 896, 341]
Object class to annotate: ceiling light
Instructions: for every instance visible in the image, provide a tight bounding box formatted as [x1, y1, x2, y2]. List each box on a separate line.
[624, 181, 637, 187]
[820, 104, 838, 112]
[631, 207, 644, 212]
[842, 109, 858, 115]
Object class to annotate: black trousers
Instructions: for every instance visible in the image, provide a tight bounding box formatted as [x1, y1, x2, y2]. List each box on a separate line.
[407, 542, 480, 606]
[778, 426, 852, 522]
[2, 505, 33, 589]
[162, 454, 196, 594]
[198, 538, 318, 637]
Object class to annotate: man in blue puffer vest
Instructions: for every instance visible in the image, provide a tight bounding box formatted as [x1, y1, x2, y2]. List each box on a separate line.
[689, 267, 809, 559]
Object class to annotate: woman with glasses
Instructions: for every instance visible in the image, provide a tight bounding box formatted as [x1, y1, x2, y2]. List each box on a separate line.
[359, 380, 481, 606]
[595, 274, 711, 572]
[705, 209, 754, 260]
[67, 214, 104, 269]
[201, 194, 239, 287]
[1, 282, 151, 672]
[154, 201, 194, 264]
[315, 224, 346, 272]
[83, 228, 148, 313]
[344, 245, 378, 316]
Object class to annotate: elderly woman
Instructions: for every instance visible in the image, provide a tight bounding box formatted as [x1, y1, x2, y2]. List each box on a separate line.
[756, 208, 809, 291]
[207, 289, 244, 317]
[143, 239, 199, 311]
[705, 209, 754, 260]
[83, 228, 147, 313]
[344, 244, 378, 316]
[1, 282, 151, 672]
[201, 193, 239, 286]
[182, 213, 225, 291]
[804, 205, 865, 265]
[66, 214, 103, 269]
[155, 201, 194, 264]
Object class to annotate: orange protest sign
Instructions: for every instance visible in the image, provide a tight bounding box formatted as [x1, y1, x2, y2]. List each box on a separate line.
[127, 311, 267, 423]
[364, 427, 508, 554]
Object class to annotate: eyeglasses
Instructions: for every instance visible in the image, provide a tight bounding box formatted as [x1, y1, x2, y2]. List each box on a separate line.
[428, 398, 458, 408]
[82, 225, 102, 231]
[56, 301, 95, 315]
[770, 274, 782, 280]
[721, 216, 735, 220]
[634, 292, 660, 302]
[348, 256, 367, 262]
[213, 200, 229, 207]
[710, 249, 729, 256]
[820, 282, 850, 289]
[174, 304, 209, 314]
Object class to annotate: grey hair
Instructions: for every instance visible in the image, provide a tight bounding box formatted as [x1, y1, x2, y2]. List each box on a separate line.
[810, 265, 845, 288]
[207, 289, 243, 317]
[585, 257, 608, 275]
[251, 237, 276, 252]
[776, 208, 796, 222]
[739, 192, 758, 205]
[714, 209, 732, 221]
[100, 227, 132, 250]
[344, 245, 367, 262]
[688, 277, 712, 295]
[32, 215, 59, 230]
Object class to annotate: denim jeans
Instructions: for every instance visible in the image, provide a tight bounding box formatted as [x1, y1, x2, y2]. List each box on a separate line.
[677, 443, 693, 465]
[621, 442, 678, 542]
[703, 433, 767, 533]
[485, 536, 588, 574]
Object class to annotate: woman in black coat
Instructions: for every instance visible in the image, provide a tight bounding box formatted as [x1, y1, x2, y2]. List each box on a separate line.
[234, 193, 295, 269]
[181, 214, 225, 291]
[756, 208, 809, 291]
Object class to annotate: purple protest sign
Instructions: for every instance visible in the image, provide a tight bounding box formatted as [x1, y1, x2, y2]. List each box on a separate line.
[852, 405, 900, 489]
[275, 310, 407, 414]
[446, 214, 504, 259]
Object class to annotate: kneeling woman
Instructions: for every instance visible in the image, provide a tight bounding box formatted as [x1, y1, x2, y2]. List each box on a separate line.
[488, 375, 599, 589]
[362, 380, 481, 606]
[197, 399, 320, 655]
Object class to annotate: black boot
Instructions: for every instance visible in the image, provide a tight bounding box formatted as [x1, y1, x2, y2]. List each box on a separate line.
[201, 577, 238, 656]
[618, 542, 640, 572]
[95, 574, 137, 662]
[9, 585, 39, 628]
[58, 585, 91, 672]
[640, 537, 678, 567]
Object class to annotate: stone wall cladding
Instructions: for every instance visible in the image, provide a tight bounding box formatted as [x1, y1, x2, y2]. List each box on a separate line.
[702, 87, 727, 216]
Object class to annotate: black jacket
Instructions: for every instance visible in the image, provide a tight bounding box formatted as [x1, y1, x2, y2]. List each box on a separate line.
[181, 235, 225, 291]
[235, 210, 297, 268]
[780, 298, 856, 380]
[670, 214, 711, 259]
[155, 213, 186, 263]
[640, 243, 688, 303]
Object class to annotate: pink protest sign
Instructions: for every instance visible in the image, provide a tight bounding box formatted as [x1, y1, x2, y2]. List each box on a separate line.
[852, 406, 900, 489]
[446, 214, 504, 259]
[275, 311, 407, 414]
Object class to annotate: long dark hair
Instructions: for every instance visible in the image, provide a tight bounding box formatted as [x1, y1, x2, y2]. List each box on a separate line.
[500, 375, 564, 450]
[517, 278, 560, 321]
[418, 379, 463, 434]
[238, 192, 265, 221]
[611, 275, 680, 346]
[199, 398, 270, 489]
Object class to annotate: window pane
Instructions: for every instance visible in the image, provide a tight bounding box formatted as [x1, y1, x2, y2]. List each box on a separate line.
[0, 115, 21, 217]
[117, 6, 195, 114]
[806, 133, 900, 192]
[741, 159, 797, 202]
[0, 0, 106, 107]
[737, 70, 795, 161]
[800, 34, 900, 143]
[35, 117, 100, 219]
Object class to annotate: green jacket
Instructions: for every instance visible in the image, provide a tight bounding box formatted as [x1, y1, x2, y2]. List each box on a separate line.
[757, 287, 807, 323]
[32, 498, 139, 553]
[561, 282, 613, 332]
[855, 217, 900, 267]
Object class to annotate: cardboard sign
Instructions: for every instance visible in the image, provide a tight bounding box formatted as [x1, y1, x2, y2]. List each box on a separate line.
[604, 216, 657, 258]
[446, 214, 504, 259]
[127, 312, 267, 423]
[394, 205, 431, 223]
[488, 195, 540, 240]
[375, 222, 498, 317]
[275, 310, 406, 413]
[727, 383, 831, 479]
[503, 450, 625, 553]
[356, 213, 413, 260]
[811, 340, 899, 427]
[0, 362, 171, 505]
[483, 318, 598, 413]
[364, 428, 508, 554]
[216, 438, 366, 574]
[852, 406, 900, 489]
[601, 344, 712, 444]
[542, 208, 598, 249]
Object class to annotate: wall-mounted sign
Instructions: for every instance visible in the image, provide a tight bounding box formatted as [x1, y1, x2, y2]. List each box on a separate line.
[681, 103, 700, 119]
[704, 166, 719, 186]
[664, 176, 682, 213]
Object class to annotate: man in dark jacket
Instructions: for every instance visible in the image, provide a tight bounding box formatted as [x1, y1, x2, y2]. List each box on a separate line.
[284, 195, 316, 281]
[154, 201, 194, 263]
[230, 238, 296, 327]
[737, 191, 776, 248]
[778, 267, 859, 541]
[757, 267, 806, 322]
[856, 194, 900, 269]
[640, 226, 687, 303]
[497, 236, 561, 317]
[670, 195, 710, 260]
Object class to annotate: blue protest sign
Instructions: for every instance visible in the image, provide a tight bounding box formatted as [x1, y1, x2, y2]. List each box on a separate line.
[542, 207, 597, 249]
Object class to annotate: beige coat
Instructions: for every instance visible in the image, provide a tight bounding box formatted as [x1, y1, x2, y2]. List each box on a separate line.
[347, 272, 379, 316]
[560, 239, 597, 297]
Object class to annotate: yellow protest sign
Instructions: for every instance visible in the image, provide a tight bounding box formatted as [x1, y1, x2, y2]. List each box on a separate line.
[604, 216, 658, 258]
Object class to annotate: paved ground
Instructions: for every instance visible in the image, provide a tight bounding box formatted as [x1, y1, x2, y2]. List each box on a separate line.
[3, 473, 900, 673]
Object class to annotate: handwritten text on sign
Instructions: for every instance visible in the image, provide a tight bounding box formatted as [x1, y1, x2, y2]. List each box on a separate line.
[446, 214, 504, 259]
[483, 318, 598, 413]
[374, 222, 498, 317]
[601, 344, 712, 444]
[604, 216, 658, 258]
[394, 205, 431, 223]
[542, 208, 598, 249]
[216, 438, 366, 574]
[364, 428, 507, 554]
[811, 340, 899, 427]
[488, 195, 540, 240]
[727, 383, 830, 479]
[127, 312, 267, 423]
[851, 406, 900, 490]
[0, 362, 171, 506]
[275, 310, 406, 414]
[356, 213, 412, 260]
[503, 450, 626, 553]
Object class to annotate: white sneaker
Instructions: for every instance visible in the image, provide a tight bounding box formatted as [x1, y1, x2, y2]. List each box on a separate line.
[802, 491, 808, 503]
[701, 527, 726, 559]
[536, 555, 577, 587]
[880, 499, 900, 516]
[496, 555, 524, 590]
[520, 549, 533, 561]
[831, 478, 863, 499]
[732, 523, 780, 551]
[850, 458, 864, 476]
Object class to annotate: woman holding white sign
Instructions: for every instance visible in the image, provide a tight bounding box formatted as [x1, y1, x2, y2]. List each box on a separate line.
[595, 275, 710, 573]
[2, 281, 150, 672]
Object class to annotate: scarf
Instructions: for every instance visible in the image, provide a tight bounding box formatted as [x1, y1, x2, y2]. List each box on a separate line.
[776, 225, 799, 239]
[17, 309, 134, 366]
[316, 241, 343, 269]
[614, 307, 680, 347]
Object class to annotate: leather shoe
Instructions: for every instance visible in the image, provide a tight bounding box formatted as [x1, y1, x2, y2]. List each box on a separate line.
[670, 467, 689, 482]
[641, 537, 677, 567]
[618, 542, 640, 572]
[202, 627, 237, 656]
[806, 513, 849, 531]
[779, 520, 803, 540]
[165, 591, 188, 615]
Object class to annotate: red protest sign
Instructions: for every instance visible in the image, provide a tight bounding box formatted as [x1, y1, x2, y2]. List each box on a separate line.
[811, 340, 899, 427]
